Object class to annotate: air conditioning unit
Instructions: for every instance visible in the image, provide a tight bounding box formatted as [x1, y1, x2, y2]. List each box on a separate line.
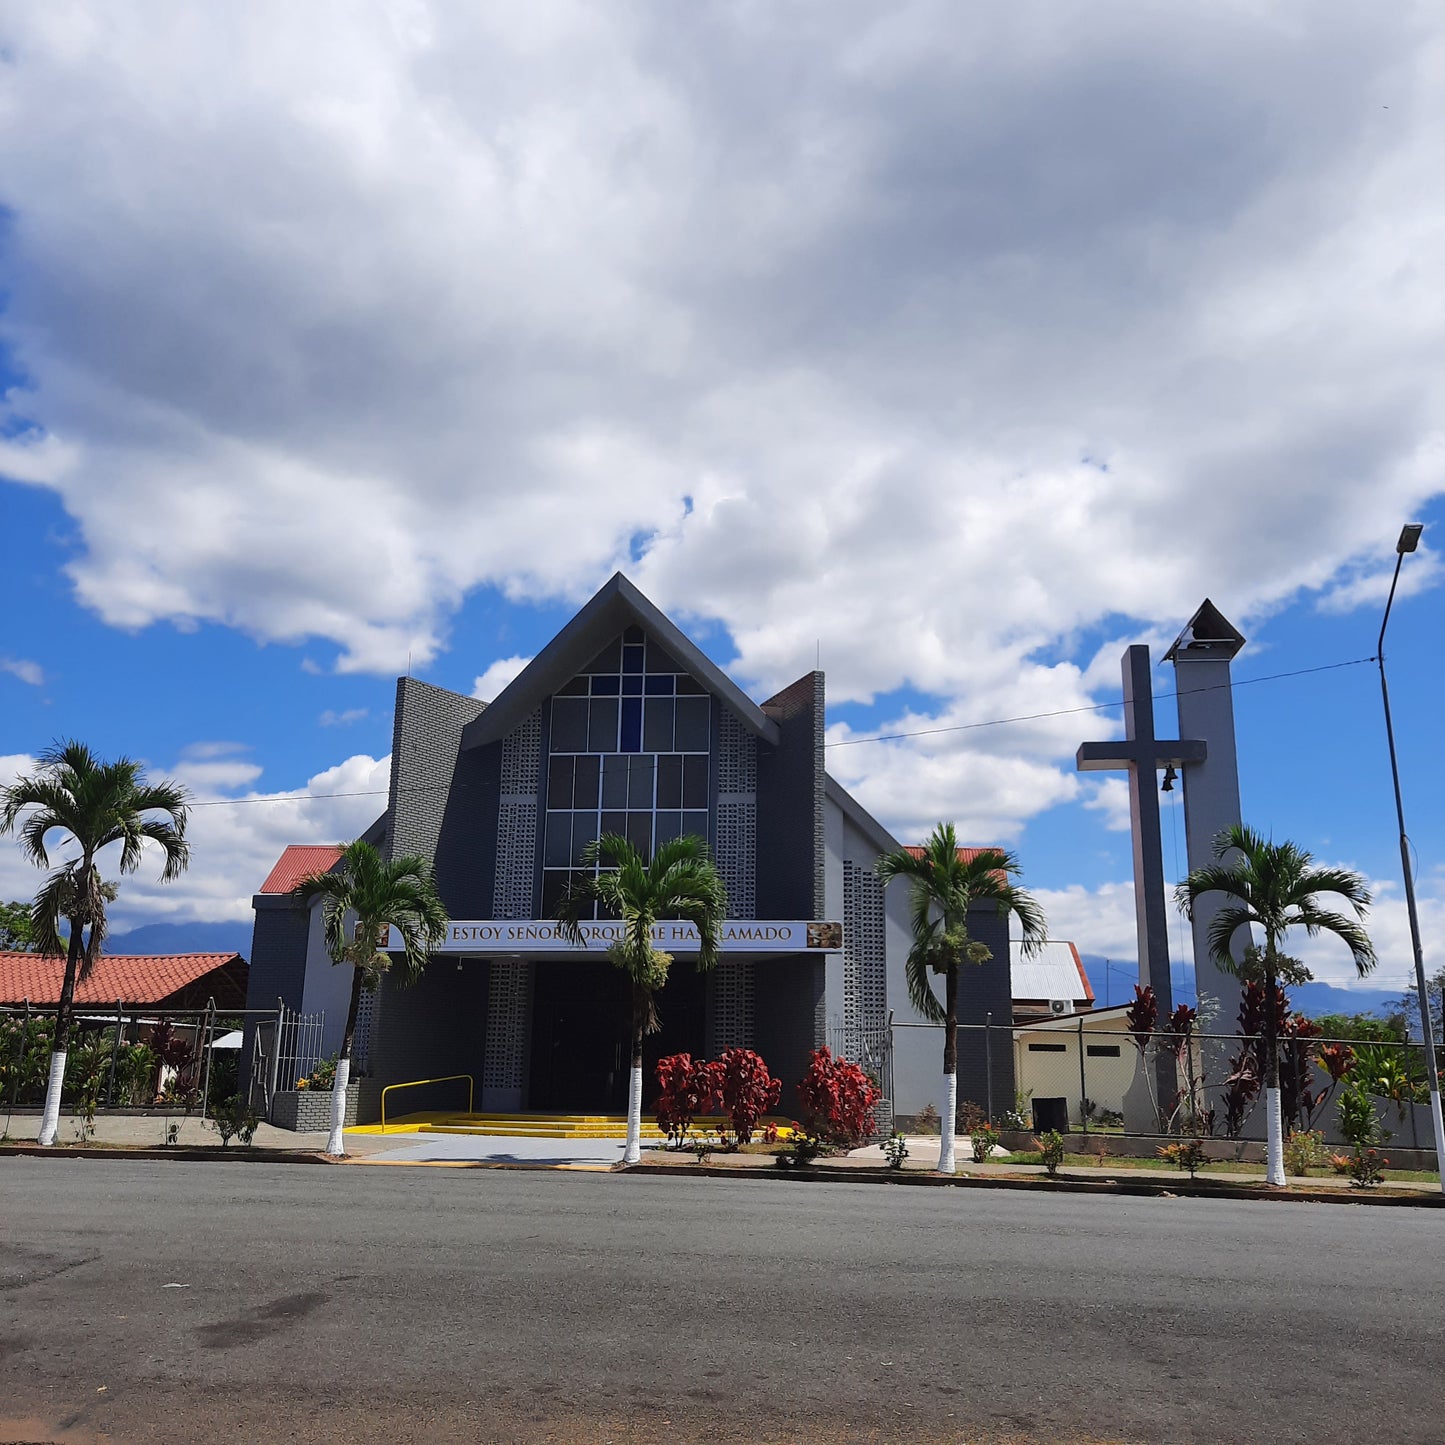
[1048, 998, 1075, 1017]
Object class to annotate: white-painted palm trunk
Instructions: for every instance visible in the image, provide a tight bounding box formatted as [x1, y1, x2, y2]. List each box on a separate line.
[1264, 1086, 1285, 1186]
[938, 1071, 958, 1175]
[624, 1062, 643, 1164]
[325, 1056, 351, 1158]
[36, 1049, 67, 1146]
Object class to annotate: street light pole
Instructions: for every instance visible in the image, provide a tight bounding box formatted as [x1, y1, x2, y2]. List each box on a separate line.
[1377, 522, 1445, 1192]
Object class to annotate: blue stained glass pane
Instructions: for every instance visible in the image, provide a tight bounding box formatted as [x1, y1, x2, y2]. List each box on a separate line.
[621, 673, 643, 695]
[622, 644, 645, 674]
[591, 675, 620, 695]
[620, 696, 642, 752]
[644, 674, 674, 695]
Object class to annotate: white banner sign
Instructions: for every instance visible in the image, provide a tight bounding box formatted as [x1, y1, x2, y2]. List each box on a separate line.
[390, 919, 843, 955]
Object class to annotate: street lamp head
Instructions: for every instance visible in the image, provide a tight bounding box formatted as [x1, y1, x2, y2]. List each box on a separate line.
[1397, 523, 1423, 554]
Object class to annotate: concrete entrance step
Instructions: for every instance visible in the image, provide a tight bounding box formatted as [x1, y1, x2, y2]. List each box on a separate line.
[416, 1113, 666, 1141]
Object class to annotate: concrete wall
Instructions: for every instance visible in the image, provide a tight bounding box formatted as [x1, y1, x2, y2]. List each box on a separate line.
[299, 899, 353, 1060]
[890, 904, 1015, 1122]
[756, 672, 825, 920]
[239, 896, 310, 1095]
[754, 953, 826, 1114]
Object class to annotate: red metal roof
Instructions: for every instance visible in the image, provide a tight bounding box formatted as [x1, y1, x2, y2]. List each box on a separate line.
[259, 844, 344, 894]
[0, 951, 244, 1007]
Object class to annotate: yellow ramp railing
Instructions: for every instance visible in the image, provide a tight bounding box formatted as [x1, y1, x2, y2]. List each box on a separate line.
[380, 1073, 474, 1131]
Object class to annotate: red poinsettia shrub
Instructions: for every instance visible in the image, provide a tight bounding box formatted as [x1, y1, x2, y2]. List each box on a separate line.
[653, 1053, 721, 1146]
[796, 1047, 881, 1145]
[715, 1048, 781, 1144]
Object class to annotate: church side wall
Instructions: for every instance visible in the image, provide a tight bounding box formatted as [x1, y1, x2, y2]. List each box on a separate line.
[239, 898, 310, 1096]
[360, 677, 489, 1123]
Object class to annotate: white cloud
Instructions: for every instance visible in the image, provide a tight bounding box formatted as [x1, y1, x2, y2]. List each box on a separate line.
[0, 2, 1440, 700]
[1035, 866, 1438, 996]
[0, 747, 391, 927]
[472, 655, 533, 702]
[0, 658, 45, 687]
[319, 707, 369, 727]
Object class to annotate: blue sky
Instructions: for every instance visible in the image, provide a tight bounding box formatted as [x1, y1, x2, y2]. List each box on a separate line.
[2, 4, 1443, 1011]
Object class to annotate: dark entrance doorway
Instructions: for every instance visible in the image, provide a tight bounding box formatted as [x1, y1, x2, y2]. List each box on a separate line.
[527, 958, 708, 1113]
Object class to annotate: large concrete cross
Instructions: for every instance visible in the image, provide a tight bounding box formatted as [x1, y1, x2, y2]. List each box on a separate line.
[1076, 645, 1206, 1017]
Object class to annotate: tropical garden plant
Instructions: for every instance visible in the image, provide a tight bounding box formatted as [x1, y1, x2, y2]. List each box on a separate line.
[0, 741, 190, 1145]
[796, 1046, 880, 1145]
[556, 832, 728, 1164]
[1176, 824, 1375, 1187]
[876, 823, 1047, 1174]
[294, 839, 448, 1157]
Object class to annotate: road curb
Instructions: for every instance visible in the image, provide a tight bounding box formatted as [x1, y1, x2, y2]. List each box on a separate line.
[626, 1160, 1445, 1206]
[0, 1142, 335, 1164]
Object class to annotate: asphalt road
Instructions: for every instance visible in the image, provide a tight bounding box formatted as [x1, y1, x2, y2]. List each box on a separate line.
[1, 1160, 1441, 1444]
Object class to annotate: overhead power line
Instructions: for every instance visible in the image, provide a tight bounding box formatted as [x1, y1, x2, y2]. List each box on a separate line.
[176, 653, 1377, 808]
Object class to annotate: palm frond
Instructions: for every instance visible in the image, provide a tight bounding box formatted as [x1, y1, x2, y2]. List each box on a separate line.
[905, 948, 945, 1023]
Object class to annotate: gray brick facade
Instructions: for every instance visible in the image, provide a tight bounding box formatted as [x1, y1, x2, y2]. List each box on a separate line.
[239, 896, 311, 1095]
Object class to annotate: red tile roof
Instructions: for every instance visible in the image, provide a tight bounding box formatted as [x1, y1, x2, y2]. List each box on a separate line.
[903, 845, 1004, 864]
[0, 951, 244, 1006]
[259, 844, 345, 894]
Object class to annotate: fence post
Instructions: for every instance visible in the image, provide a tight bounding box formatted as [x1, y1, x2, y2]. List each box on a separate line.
[985, 1012, 994, 1124]
[199, 997, 217, 1121]
[268, 998, 284, 1114]
[9, 1001, 30, 1116]
[1078, 1015, 1087, 1133]
[104, 1000, 123, 1108]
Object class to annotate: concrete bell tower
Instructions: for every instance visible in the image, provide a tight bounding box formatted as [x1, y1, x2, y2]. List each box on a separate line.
[1164, 600, 1247, 1030]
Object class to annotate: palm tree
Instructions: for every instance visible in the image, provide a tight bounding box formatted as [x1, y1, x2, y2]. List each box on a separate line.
[555, 833, 728, 1164]
[877, 823, 1048, 1175]
[1175, 824, 1375, 1187]
[294, 839, 448, 1157]
[0, 740, 190, 1146]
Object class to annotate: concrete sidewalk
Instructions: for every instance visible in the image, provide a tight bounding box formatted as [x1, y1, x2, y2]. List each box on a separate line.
[0, 1112, 623, 1165]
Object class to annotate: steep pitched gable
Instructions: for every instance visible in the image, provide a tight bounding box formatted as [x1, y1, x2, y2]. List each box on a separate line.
[460, 573, 780, 750]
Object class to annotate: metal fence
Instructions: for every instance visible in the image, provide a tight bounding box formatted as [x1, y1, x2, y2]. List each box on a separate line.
[0, 999, 287, 1121]
[0, 1000, 320, 1125]
[898, 1019, 1441, 1150]
[828, 1015, 895, 1138]
[248, 1003, 327, 1114]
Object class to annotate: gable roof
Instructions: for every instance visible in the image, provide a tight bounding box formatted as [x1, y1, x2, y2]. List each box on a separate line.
[461, 573, 781, 750]
[259, 844, 345, 895]
[0, 951, 246, 1007]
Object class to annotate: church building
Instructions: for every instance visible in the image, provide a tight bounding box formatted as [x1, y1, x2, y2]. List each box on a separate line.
[246, 574, 1016, 1125]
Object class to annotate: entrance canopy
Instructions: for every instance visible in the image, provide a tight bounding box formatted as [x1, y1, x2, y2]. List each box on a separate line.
[393, 919, 843, 956]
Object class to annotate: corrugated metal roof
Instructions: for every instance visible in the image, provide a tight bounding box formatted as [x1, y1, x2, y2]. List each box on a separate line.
[0, 951, 244, 1006]
[1011, 940, 1094, 1004]
[258, 844, 344, 894]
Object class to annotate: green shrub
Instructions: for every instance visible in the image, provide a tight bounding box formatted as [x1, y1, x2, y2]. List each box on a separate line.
[1034, 1130, 1065, 1176]
[1157, 1138, 1208, 1179]
[1283, 1129, 1328, 1177]
[882, 1132, 909, 1170]
[970, 1124, 1001, 1163]
[212, 1095, 262, 1147]
[1337, 1085, 1386, 1150]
